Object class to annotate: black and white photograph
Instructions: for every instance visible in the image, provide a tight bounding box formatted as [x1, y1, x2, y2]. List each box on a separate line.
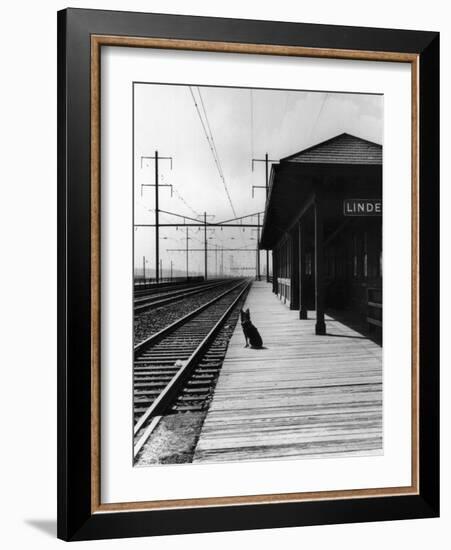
[132, 83, 383, 466]
[0, 0, 444, 545]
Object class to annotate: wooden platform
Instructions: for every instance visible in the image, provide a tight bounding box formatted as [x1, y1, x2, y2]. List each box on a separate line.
[193, 281, 382, 464]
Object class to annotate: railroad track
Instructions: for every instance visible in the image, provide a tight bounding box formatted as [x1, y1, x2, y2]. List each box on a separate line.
[134, 278, 207, 299]
[134, 279, 228, 314]
[133, 278, 251, 459]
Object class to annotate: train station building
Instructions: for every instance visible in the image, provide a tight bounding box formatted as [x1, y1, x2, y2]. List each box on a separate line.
[259, 133, 383, 336]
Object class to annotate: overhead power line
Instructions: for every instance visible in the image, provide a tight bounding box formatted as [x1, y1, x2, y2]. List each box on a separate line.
[189, 86, 237, 218]
[172, 186, 200, 218]
[309, 92, 329, 142]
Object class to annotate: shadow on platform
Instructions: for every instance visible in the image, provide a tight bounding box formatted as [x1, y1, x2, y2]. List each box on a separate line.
[193, 281, 383, 464]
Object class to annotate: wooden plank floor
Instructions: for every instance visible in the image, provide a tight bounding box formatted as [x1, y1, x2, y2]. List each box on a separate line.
[193, 281, 382, 464]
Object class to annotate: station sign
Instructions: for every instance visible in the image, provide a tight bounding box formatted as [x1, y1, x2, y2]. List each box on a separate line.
[343, 199, 382, 216]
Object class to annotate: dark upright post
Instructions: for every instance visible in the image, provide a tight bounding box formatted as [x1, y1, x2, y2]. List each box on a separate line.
[185, 226, 189, 280]
[291, 228, 300, 309]
[272, 249, 278, 294]
[265, 153, 270, 282]
[154, 150, 159, 283]
[299, 222, 308, 319]
[314, 195, 326, 334]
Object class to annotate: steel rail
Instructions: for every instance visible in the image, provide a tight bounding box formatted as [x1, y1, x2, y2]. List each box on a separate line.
[134, 279, 246, 355]
[134, 279, 228, 313]
[134, 278, 207, 297]
[133, 279, 251, 458]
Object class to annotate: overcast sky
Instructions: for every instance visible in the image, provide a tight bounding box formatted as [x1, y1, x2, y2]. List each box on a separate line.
[134, 84, 383, 277]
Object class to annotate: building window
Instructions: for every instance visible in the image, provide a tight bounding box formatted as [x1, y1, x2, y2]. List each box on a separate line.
[363, 232, 368, 278]
[306, 252, 312, 275]
[353, 234, 358, 278]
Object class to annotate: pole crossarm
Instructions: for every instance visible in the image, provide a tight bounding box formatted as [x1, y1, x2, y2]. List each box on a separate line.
[140, 151, 174, 283]
[135, 209, 264, 229]
[135, 223, 262, 228]
[158, 209, 218, 226]
[216, 211, 264, 225]
[154, 209, 264, 226]
[251, 157, 278, 171]
[166, 248, 256, 252]
[251, 155, 278, 196]
[141, 183, 173, 197]
[251, 153, 276, 282]
[141, 155, 173, 169]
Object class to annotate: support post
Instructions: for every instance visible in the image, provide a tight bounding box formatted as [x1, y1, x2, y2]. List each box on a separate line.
[299, 223, 308, 319]
[290, 228, 299, 310]
[185, 226, 189, 279]
[272, 249, 278, 294]
[314, 195, 326, 335]
[265, 153, 270, 283]
[257, 212, 261, 281]
[154, 150, 159, 283]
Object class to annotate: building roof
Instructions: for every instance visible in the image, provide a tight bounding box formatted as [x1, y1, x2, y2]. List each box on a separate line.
[281, 133, 382, 166]
[259, 133, 383, 250]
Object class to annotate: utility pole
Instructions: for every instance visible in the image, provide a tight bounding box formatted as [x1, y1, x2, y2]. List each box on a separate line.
[204, 211, 207, 280]
[140, 151, 173, 282]
[136, 210, 261, 281]
[142, 255, 146, 283]
[167, 246, 252, 280]
[252, 153, 278, 282]
[155, 152, 160, 283]
[200, 212, 215, 280]
[170, 260, 173, 281]
[186, 226, 189, 280]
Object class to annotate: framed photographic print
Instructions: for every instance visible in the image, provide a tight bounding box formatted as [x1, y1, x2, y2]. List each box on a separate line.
[57, 8, 439, 541]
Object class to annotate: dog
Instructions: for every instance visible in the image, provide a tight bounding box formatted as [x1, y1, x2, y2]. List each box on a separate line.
[240, 308, 263, 349]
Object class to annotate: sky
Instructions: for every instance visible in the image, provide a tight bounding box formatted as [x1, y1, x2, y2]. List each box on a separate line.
[134, 83, 383, 278]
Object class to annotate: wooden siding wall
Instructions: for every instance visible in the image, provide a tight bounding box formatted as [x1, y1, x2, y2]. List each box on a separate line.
[275, 235, 292, 306]
[290, 227, 300, 310]
[272, 218, 382, 327]
[324, 219, 382, 324]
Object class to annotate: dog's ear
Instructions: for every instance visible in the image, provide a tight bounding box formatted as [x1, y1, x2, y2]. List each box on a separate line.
[246, 308, 250, 314]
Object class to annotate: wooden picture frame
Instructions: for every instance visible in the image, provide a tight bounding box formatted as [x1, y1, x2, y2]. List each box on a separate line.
[57, 7, 439, 541]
